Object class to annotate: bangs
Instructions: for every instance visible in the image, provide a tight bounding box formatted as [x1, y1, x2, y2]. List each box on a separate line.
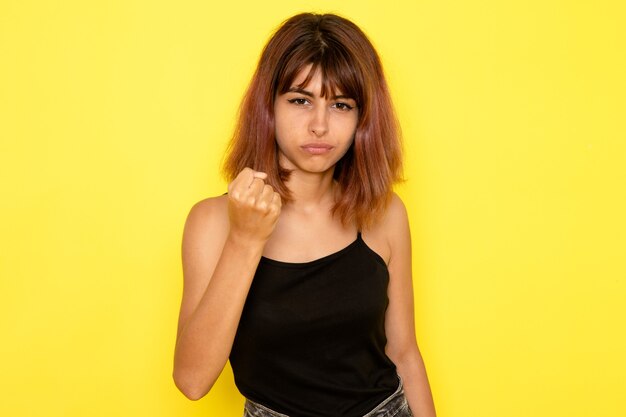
[274, 43, 362, 105]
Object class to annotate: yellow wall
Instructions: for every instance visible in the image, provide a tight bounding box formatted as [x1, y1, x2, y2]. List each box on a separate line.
[1, 1, 624, 416]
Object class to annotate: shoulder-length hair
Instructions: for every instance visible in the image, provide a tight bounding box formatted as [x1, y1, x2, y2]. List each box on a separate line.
[223, 13, 403, 229]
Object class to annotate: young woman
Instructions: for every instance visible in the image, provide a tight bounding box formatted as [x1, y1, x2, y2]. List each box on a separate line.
[173, 13, 436, 417]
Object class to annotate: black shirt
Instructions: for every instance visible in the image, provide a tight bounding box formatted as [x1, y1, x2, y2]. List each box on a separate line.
[230, 233, 399, 416]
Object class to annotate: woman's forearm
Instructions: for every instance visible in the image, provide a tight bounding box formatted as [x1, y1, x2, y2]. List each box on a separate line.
[395, 348, 437, 417]
[173, 234, 264, 400]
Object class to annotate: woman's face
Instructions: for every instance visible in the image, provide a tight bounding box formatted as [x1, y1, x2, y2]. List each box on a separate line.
[273, 66, 358, 175]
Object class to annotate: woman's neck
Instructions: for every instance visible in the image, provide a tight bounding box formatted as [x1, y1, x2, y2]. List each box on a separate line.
[283, 169, 337, 213]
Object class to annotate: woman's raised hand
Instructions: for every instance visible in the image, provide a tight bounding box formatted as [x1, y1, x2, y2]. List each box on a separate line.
[227, 168, 282, 244]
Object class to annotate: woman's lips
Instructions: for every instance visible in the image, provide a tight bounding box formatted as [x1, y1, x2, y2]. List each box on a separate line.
[301, 143, 334, 155]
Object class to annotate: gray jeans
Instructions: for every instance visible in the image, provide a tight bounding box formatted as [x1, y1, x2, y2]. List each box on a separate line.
[243, 376, 413, 417]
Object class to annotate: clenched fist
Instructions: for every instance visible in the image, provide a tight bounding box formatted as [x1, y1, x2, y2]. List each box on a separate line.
[227, 168, 282, 244]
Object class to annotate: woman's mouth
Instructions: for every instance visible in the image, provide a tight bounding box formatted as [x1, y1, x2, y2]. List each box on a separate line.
[301, 143, 334, 155]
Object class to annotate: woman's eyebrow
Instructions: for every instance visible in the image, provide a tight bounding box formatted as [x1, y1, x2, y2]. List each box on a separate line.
[287, 87, 314, 97]
[287, 87, 353, 101]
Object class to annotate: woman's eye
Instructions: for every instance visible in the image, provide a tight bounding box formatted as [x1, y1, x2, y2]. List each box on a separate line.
[288, 98, 309, 105]
[333, 102, 354, 111]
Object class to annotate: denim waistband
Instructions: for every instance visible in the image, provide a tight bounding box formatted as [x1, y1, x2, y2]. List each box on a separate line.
[243, 375, 413, 417]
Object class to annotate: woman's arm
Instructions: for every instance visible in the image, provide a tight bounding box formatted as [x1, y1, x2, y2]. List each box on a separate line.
[383, 194, 437, 417]
[173, 169, 281, 400]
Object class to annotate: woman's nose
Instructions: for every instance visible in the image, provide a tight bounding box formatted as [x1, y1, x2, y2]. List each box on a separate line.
[309, 105, 329, 136]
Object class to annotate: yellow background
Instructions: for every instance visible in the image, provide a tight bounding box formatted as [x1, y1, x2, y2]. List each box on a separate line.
[1, 0, 624, 416]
